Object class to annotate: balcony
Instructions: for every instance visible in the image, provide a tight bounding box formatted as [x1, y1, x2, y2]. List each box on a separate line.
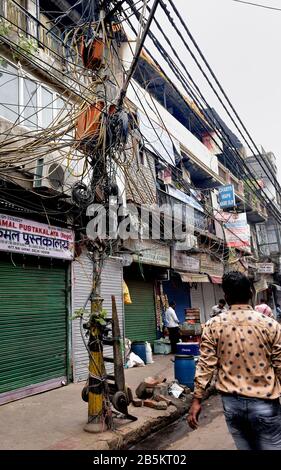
[157, 188, 218, 241]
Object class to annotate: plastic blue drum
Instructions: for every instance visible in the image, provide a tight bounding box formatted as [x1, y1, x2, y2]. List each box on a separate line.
[131, 341, 147, 364]
[174, 355, 196, 390]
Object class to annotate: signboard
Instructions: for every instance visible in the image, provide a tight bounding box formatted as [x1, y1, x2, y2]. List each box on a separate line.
[257, 263, 274, 274]
[197, 253, 224, 277]
[215, 211, 251, 249]
[0, 213, 74, 260]
[124, 239, 170, 267]
[218, 185, 236, 209]
[172, 250, 200, 273]
[167, 186, 204, 213]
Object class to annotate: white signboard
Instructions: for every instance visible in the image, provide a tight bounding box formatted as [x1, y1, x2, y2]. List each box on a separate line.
[172, 250, 200, 272]
[124, 239, 170, 267]
[0, 213, 74, 260]
[257, 263, 274, 274]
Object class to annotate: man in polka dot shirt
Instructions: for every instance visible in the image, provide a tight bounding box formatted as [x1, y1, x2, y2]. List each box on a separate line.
[187, 271, 281, 450]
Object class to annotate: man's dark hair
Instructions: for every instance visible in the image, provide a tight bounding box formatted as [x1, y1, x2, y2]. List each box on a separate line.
[219, 299, 226, 306]
[169, 300, 176, 307]
[277, 304, 280, 308]
[260, 299, 266, 304]
[222, 272, 252, 305]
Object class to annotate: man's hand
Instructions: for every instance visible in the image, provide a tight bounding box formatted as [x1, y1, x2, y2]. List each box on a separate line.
[187, 398, 202, 430]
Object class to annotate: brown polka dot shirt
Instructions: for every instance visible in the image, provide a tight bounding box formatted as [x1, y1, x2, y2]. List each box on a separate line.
[194, 305, 281, 399]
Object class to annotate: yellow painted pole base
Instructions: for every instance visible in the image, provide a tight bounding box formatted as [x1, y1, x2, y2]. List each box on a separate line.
[84, 420, 106, 434]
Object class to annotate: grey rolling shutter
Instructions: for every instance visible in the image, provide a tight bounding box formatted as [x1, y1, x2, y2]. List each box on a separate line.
[190, 283, 205, 322]
[72, 251, 92, 382]
[72, 254, 124, 381]
[100, 257, 124, 374]
[202, 283, 216, 321]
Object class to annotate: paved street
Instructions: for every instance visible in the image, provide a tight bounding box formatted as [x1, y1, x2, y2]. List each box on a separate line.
[133, 394, 236, 451]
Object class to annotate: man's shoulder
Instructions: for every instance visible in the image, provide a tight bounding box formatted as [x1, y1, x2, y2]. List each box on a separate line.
[205, 315, 223, 327]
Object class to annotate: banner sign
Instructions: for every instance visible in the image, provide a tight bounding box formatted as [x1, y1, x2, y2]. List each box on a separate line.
[0, 213, 74, 260]
[215, 211, 251, 249]
[218, 185, 236, 209]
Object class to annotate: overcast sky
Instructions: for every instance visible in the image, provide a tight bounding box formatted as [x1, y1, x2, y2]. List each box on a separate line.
[139, 0, 281, 181]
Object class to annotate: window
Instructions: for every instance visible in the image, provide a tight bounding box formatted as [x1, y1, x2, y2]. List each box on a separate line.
[139, 144, 147, 167]
[0, 56, 72, 131]
[23, 78, 38, 128]
[34, 158, 44, 188]
[0, 61, 19, 122]
[41, 87, 53, 127]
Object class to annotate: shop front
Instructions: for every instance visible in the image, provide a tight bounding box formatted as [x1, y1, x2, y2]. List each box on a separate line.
[162, 249, 196, 323]
[0, 213, 74, 404]
[72, 250, 124, 382]
[123, 240, 170, 343]
[190, 253, 224, 321]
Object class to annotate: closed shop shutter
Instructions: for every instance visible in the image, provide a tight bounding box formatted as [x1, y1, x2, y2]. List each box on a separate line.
[190, 284, 205, 322]
[124, 280, 156, 343]
[72, 251, 92, 383]
[202, 283, 216, 321]
[213, 284, 224, 304]
[0, 259, 67, 404]
[100, 257, 124, 374]
[72, 254, 124, 382]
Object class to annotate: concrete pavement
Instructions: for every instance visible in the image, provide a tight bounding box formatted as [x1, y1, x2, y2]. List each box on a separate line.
[0, 355, 190, 450]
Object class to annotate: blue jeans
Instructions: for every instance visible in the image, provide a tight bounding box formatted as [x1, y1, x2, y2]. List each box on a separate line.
[222, 394, 281, 450]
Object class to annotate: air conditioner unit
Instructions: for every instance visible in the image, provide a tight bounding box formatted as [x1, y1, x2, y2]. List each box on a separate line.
[32, 157, 77, 195]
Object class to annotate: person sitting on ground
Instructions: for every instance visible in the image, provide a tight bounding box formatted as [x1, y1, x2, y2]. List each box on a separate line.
[210, 299, 227, 317]
[255, 299, 273, 318]
[187, 271, 281, 450]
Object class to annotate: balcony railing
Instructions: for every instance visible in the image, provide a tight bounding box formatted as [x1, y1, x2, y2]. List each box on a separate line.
[157, 188, 214, 234]
[0, 0, 64, 62]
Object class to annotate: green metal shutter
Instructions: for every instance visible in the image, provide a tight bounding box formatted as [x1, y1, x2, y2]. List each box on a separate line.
[0, 261, 67, 396]
[124, 280, 156, 343]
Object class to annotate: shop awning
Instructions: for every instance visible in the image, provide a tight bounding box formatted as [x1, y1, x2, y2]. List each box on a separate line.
[210, 275, 223, 284]
[178, 272, 209, 283]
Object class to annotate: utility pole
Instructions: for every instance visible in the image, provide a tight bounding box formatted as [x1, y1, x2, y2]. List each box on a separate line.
[83, 0, 161, 432]
[83, 2, 109, 434]
[84, 250, 108, 433]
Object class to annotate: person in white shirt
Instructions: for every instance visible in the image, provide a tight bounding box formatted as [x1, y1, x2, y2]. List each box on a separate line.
[164, 301, 180, 353]
[210, 299, 227, 318]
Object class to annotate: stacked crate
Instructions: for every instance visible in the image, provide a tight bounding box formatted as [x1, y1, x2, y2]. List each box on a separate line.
[180, 308, 202, 342]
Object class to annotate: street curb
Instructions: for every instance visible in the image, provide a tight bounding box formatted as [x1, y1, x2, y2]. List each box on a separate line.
[92, 401, 191, 451]
[90, 387, 218, 450]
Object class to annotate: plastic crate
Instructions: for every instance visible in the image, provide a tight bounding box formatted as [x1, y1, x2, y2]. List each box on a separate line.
[153, 340, 171, 355]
